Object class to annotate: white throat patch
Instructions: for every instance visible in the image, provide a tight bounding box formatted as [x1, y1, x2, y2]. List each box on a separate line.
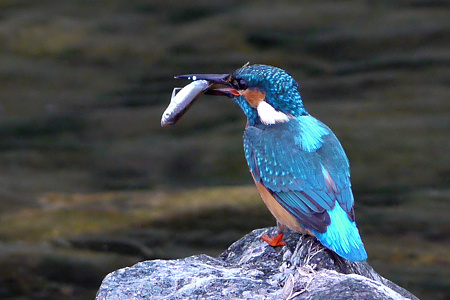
[256, 101, 291, 125]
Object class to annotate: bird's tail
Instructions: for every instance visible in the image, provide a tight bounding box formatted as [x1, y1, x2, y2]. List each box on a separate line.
[313, 202, 367, 262]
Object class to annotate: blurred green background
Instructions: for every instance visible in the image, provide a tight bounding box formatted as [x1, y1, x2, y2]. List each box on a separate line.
[0, 0, 449, 299]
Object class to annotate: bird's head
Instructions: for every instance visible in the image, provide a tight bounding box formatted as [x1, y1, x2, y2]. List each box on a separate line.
[177, 64, 308, 126]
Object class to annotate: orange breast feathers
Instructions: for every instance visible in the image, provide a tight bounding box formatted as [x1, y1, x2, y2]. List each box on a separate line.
[253, 176, 314, 236]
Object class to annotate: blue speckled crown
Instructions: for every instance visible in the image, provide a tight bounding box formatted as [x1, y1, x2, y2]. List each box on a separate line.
[232, 64, 307, 118]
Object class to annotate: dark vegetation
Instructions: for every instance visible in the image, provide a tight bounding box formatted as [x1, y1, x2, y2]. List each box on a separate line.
[0, 0, 448, 299]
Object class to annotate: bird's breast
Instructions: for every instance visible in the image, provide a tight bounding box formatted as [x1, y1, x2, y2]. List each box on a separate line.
[253, 176, 314, 236]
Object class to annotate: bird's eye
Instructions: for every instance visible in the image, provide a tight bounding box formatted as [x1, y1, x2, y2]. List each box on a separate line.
[238, 79, 248, 89]
[233, 78, 248, 90]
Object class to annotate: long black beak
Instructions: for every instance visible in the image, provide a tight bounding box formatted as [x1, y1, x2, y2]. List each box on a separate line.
[175, 73, 239, 98]
[175, 74, 231, 85]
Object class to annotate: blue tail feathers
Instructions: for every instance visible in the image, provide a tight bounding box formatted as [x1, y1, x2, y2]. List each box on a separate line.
[312, 201, 367, 261]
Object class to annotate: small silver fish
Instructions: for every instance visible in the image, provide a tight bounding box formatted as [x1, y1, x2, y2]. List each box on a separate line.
[161, 79, 210, 127]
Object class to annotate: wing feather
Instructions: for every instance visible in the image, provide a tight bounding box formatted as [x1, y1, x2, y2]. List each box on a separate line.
[244, 116, 355, 233]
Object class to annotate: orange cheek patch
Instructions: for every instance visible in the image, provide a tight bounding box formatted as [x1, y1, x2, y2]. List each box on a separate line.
[241, 88, 266, 108]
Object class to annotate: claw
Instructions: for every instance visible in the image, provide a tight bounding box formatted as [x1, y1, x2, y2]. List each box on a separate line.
[261, 233, 286, 247]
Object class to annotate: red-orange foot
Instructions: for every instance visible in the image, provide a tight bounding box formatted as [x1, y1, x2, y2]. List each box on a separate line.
[261, 233, 286, 247]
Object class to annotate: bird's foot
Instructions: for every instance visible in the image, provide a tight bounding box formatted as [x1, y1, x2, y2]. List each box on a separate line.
[261, 233, 286, 247]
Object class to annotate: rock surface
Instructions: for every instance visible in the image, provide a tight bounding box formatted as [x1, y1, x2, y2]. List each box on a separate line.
[96, 228, 418, 300]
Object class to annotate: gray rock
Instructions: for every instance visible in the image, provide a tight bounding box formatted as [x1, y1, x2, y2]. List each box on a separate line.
[96, 228, 419, 300]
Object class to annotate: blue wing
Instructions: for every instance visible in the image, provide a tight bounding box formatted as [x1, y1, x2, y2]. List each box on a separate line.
[244, 115, 355, 233]
[245, 115, 367, 261]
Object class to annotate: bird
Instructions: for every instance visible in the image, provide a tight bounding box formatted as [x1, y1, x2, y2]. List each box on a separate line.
[176, 64, 367, 262]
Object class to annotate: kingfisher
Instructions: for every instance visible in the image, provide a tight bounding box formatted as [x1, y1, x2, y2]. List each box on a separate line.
[176, 64, 367, 262]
